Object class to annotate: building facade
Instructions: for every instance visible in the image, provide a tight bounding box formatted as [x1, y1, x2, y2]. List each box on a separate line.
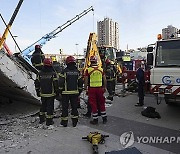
[162, 25, 178, 40]
[97, 18, 119, 50]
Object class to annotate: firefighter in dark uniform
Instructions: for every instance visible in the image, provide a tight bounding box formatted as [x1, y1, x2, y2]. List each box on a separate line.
[31, 45, 45, 71]
[84, 56, 107, 125]
[135, 63, 145, 106]
[51, 56, 64, 74]
[51, 56, 64, 103]
[105, 59, 117, 101]
[34, 58, 59, 126]
[59, 56, 83, 127]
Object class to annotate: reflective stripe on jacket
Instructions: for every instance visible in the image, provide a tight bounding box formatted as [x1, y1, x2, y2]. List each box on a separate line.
[60, 67, 83, 95]
[35, 67, 58, 97]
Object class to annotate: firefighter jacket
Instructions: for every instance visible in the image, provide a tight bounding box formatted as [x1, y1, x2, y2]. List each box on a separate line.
[86, 66, 104, 87]
[59, 65, 83, 95]
[34, 66, 59, 97]
[105, 64, 116, 81]
[53, 61, 64, 74]
[31, 50, 45, 68]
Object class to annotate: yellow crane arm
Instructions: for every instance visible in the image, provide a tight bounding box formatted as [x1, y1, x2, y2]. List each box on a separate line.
[0, 0, 24, 49]
[84, 33, 102, 71]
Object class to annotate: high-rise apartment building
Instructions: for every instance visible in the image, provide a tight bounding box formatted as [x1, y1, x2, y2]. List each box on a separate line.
[97, 18, 119, 50]
[162, 25, 178, 40]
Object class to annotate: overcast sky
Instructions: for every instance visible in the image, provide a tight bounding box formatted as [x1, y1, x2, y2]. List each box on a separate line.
[0, 0, 180, 55]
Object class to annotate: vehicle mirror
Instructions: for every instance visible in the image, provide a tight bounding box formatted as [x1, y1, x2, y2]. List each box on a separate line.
[147, 53, 153, 65]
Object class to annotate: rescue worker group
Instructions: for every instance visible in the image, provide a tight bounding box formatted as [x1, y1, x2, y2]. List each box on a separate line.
[31, 45, 145, 127]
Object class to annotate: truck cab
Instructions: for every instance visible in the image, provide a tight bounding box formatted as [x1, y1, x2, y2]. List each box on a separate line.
[147, 38, 180, 104]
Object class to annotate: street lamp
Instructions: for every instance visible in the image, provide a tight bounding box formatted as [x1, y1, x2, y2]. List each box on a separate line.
[59, 48, 63, 63]
[75, 43, 79, 59]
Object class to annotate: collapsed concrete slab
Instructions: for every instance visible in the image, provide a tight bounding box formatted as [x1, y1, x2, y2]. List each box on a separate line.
[0, 49, 40, 104]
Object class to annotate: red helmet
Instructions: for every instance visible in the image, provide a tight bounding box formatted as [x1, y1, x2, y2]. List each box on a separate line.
[90, 56, 97, 64]
[66, 56, 76, 64]
[105, 59, 111, 65]
[35, 45, 41, 49]
[43, 58, 52, 66]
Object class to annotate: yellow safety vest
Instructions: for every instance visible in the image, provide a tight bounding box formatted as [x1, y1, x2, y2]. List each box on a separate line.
[88, 66, 103, 87]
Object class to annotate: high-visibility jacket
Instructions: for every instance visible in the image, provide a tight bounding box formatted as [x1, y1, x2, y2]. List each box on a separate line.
[34, 66, 59, 97]
[59, 65, 83, 95]
[87, 66, 103, 87]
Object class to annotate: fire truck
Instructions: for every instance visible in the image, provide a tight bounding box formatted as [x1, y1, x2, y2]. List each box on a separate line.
[121, 57, 150, 92]
[147, 35, 180, 104]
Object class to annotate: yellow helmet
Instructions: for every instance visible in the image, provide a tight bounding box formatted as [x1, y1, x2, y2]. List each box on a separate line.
[51, 56, 57, 62]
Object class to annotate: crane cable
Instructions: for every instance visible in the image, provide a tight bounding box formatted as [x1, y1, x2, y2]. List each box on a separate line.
[0, 14, 21, 53]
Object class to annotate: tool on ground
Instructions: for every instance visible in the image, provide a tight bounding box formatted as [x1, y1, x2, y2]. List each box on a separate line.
[82, 132, 109, 154]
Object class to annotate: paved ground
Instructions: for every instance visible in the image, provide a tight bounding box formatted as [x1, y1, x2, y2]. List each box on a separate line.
[0, 85, 179, 154]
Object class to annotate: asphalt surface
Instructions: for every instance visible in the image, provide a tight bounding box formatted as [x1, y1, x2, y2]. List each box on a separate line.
[79, 84, 180, 153]
[0, 84, 180, 154]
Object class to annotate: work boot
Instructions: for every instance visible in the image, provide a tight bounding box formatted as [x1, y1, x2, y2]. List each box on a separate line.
[46, 118, 54, 126]
[72, 118, 78, 127]
[90, 119, 98, 125]
[102, 116, 107, 124]
[39, 115, 45, 124]
[60, 120, 68, 127]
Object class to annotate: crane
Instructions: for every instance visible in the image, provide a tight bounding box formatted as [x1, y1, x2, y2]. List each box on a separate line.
[0, 34, 12, 55]
[84, 32, 102, 71]
[0, 0, 24, 49]
[20, 6, 94, 65]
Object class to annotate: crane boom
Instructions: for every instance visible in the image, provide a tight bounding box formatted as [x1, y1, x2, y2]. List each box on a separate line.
[84, 32, 102, 71]
[0, 0, 24, 49]
[21, 6, 94, 65]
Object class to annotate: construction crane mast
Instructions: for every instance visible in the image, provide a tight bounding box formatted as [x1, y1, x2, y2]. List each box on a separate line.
[84, 32, 102, 71]
[20, 6, 94, 65]
[0, 0, 24, 49]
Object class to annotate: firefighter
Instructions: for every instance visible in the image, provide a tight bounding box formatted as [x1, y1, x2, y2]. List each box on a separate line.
[105, 59, 117, 101]
[135, 63, 145, 106]
[31, 45, 45, 71]
[59, 56, 83, 127]
[51, 56, 64, 74]
[34, 58, 59, 126]
[51, 56, 64, 105]
[84, 56, 107, 125]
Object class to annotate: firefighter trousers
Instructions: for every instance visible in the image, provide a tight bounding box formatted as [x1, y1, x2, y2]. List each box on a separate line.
[138, 84, 144, 105]
[61, 94, 79, 120]
[107, 80, 116, 97]
[88, 87, 106, 119]
[40, 97, 55, 125]
[40, 97, 54, 115]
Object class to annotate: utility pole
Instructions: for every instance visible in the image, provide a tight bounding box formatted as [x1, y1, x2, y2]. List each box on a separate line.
[75, 43, 79, 59]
